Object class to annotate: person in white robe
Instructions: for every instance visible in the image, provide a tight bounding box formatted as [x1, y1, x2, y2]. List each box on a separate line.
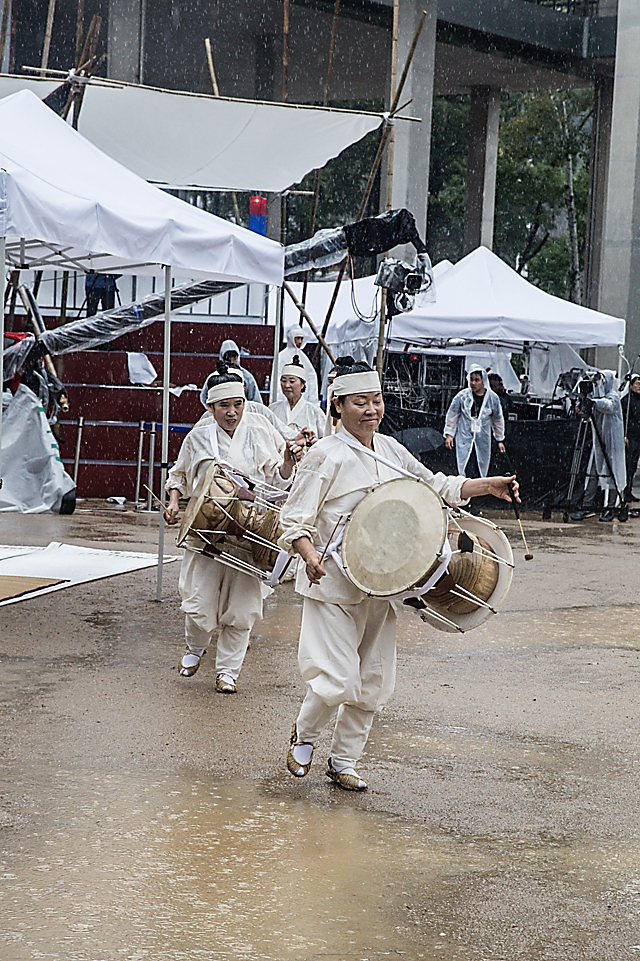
[199, 364, 298, 441]
[278, 328, 319, 403]
[270, 355, 326, 441]
[444, 365, 505, 477]
[165, 367, 301, 693]
[278, 359, 519, 791]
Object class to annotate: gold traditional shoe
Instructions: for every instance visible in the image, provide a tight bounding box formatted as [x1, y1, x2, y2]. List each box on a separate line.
[286, 723, 314, 778]
[215, 673, 237, 694]
[179, 650, 203, 677]
[326, 757, 368, 792]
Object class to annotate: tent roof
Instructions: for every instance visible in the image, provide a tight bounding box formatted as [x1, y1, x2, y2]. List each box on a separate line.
[280, 248, 625, 348]
[0, 76, 383, 193]
[390, 246, 625, 348]
[0, 90, 283, 283]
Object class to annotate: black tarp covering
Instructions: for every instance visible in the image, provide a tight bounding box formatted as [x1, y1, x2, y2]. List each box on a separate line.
[343, 208, 426, 257]
[381, 405, 583, 513]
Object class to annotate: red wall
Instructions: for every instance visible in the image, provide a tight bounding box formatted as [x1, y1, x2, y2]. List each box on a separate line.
[50, 320, 276, 499]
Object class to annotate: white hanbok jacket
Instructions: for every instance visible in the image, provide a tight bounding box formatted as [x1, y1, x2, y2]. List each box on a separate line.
[444, 366, 505, 476]
[278, 429, 468, 606]
[269, 396, 326, 438]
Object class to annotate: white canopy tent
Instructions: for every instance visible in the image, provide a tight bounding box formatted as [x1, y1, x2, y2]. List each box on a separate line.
[0, 75, 383, 192]
[278, 247, 625, 395]
[0, 89, 283, 595]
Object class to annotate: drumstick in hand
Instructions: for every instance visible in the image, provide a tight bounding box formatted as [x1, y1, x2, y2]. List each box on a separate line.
[308, 515, 344, 585]
[501, 453, 533, 561]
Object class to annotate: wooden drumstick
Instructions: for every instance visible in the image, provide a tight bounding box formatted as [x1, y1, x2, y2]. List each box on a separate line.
[308, 515, 344, 586]
[144, 484, 166, 510]
[509, 482, 533, 561]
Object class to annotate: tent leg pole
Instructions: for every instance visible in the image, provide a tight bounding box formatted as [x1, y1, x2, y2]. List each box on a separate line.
[0, 234, 5, 489]
[156, 264, 171, 602]
[270, 286, 282, 404]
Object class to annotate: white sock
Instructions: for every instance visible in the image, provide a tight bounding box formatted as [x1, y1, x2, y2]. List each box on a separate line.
[218, 672, 235, 685]
[292, 743, 313, 765]
[182, 650, 204, 666]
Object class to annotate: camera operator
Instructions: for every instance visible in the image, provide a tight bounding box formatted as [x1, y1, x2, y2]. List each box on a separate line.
[621, 373, 640, 503]
[572, 370, 626, 522]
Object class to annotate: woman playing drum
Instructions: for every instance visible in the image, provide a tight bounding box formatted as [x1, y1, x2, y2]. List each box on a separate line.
[278, 357, 519, 791]
[164, 365, 302, 693]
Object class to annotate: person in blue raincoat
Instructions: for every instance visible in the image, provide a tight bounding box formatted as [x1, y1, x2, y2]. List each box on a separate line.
[444, 365, 506, 476]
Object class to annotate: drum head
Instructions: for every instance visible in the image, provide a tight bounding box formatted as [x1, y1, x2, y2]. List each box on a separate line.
[341, 478, 447, 597]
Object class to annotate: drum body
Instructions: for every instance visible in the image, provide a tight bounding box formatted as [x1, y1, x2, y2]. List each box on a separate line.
[341, 478, 448, 597]
[421, 513, 514, 633]
[177, 462, 283, 573]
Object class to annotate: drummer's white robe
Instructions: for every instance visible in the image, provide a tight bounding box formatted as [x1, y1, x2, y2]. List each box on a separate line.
[278, 429, 468, 767]
[167, 411, 288, 679]
[269, 396, 326, 439]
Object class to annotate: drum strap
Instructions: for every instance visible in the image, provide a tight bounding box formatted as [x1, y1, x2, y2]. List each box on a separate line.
[336, 431, 419, 480]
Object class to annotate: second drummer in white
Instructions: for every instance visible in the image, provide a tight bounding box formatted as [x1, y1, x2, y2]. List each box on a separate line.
[278, 358, 519, 791]
[164, 365, 302, 693]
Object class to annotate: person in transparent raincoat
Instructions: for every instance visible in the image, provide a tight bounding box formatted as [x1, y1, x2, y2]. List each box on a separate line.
[444, 364, 505, 477]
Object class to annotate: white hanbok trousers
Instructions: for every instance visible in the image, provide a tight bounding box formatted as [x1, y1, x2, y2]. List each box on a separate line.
[295, 596, 396, 768]
[178, 549, 264, 679]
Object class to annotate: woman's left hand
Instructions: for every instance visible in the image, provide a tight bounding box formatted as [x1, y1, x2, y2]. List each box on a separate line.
[487, 474, 519, 503]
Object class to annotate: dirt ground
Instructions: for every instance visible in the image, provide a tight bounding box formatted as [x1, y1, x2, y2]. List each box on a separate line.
[1, 503, 640, 961]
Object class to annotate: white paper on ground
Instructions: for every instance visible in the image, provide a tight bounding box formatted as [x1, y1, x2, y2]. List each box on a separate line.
[0, 542, 179, 606]
[127, 352, 158, 385]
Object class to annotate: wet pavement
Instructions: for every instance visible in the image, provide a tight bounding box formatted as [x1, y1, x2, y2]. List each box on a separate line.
[1, 504, 640, 960]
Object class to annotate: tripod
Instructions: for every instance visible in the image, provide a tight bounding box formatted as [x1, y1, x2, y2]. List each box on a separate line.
[564, 407, 628, 523]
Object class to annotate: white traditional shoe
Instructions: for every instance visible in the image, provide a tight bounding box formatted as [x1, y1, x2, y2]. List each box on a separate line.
[286, 723, 314, 778]
[179, 651, 202, 677]
[326, 757, 368, 792]
[215, 672, 237, 694]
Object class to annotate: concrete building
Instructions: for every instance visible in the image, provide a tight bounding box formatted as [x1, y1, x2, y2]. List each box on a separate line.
[11, 1, 640, 359]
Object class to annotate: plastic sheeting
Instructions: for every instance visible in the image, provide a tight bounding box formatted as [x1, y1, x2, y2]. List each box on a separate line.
[0, 385, 75, 512]
[0, 76, 383, 193]
[0, 90, 283, 282]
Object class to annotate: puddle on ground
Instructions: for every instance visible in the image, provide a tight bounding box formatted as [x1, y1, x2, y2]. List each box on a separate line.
[0, 767, 472, 961]
[1, 767, 640, 961]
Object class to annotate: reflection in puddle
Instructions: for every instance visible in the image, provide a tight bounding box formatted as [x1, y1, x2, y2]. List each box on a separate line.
[0, 768, 480, 961]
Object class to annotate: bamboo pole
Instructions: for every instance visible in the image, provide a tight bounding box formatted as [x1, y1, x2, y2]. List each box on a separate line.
[375, 288, 387, 378]
[314, 9, 427, 356]
[75, 0, 84, 68]
[40, 0, 57, 77]
[0, 0, 11, 68]
[298, 0, 340, 326]
[204, 37, 242, 226]
[282, 0, 290, 102]
[204, 37, 219, 96]
[283, 282, 336, 364]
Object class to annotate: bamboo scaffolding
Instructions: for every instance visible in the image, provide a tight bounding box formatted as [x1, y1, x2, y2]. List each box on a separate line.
[40, 0, 56, 77]
[313, 9, 428, 362]
[0, 0, 11, 67]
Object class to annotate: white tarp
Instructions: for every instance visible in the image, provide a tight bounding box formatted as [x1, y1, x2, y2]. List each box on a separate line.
[0, 385, 75, 513]
[0, 89, 283, 282]
[0, 76, 383, 193]
[0, 542, 178, 606]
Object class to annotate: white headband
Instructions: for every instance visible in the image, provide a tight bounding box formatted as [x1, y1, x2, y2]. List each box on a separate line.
[329, 370, 381, 399]
[281, 363, 306, 381]
[207, 380, 245, 404]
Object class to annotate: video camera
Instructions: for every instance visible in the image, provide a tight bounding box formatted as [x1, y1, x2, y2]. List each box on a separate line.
[374, 252, 435, 314]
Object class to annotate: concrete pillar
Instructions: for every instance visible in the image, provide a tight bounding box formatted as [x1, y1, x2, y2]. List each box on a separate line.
[584, 76, 614, 312]
[463, 86, 501, 254]
[107, 0, 143, 83]
[599, 0, 640, 364]
[389, 0, 437, 248]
